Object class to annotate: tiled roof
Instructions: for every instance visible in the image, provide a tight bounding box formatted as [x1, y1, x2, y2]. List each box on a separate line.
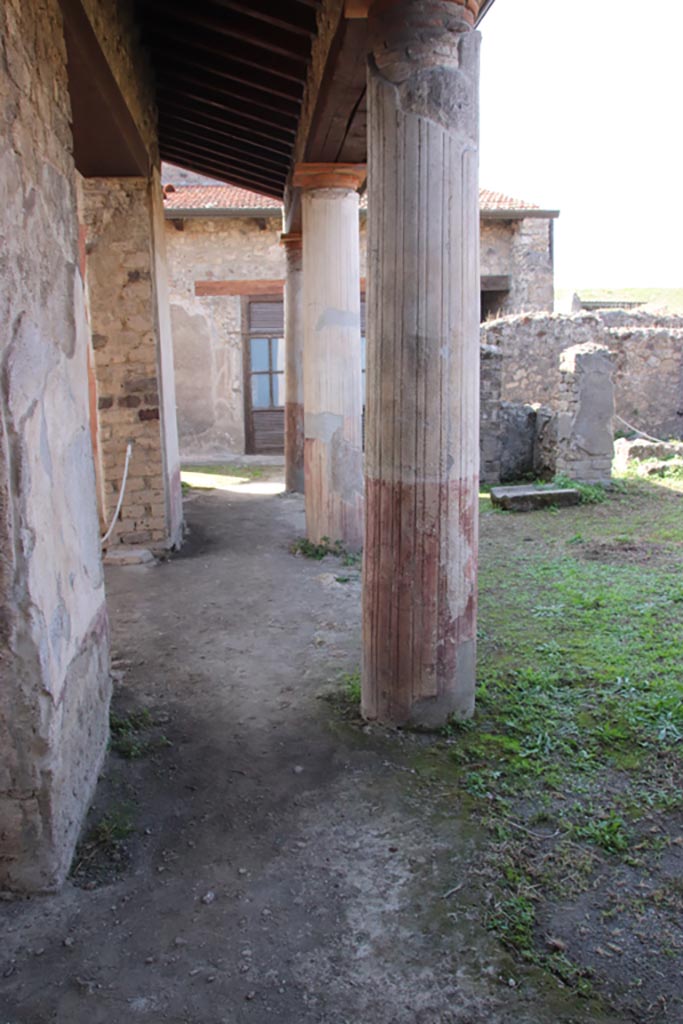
[479, 189, 540, 212]
[163, 184, 282, 211]
[163, 184, 549, 216]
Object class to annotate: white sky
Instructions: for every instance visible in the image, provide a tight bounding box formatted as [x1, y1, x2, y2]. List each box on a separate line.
[479, 0, 683, 289]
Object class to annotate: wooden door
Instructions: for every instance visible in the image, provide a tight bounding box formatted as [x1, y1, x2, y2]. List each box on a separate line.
[244, 298, 285, 454]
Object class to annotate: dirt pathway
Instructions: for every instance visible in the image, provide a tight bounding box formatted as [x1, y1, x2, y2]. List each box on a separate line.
[1, 480, 624, 1023]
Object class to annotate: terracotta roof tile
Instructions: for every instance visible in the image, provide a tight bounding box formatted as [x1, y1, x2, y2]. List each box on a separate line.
[163, 184, 547, 215]
[163, 184, 282, 211]
[478, 189, 540, 212]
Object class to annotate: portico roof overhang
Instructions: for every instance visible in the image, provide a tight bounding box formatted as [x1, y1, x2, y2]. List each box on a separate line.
[134, 0, 496, 200]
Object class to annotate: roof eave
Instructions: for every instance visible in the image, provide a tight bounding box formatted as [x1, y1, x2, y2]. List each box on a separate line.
[481, 209, 560, 221]
[476, 0, 498, 24]
[165, 207, 560, 221]
[164, 208, 282, 220]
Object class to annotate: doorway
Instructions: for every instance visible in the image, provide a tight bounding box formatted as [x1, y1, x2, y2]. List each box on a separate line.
[244, 297, 285, 454]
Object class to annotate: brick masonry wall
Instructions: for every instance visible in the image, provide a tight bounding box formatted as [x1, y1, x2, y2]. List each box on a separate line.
[82, 177, 180, 549]
[482, 311, 683, 440]
[0, 0, 111, 890]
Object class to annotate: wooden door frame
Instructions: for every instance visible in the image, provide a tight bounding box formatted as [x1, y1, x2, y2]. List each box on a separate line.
[242, 293, 284, 455]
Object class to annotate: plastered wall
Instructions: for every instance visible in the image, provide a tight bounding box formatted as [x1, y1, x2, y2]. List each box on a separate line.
[165, 212, 551, 458]
[165, 215, 285, 458]
[0, 0, 111, 890]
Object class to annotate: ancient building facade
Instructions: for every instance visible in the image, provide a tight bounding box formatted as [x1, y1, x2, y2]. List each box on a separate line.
[163, 174, 557, 460]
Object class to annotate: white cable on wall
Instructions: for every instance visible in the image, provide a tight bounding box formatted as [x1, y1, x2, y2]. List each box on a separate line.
[615, 415, 667, 446]
[101, 442, 133, 546]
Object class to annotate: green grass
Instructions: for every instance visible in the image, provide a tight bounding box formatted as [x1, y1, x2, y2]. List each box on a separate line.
[410, 475, 683, 989]
[182, 462, 265, 479]
[90, 807, 135, 847]
[556, 287, 683, 314]
[553, 474, 607, 505]
[110, 708, 170, 759]
[344, 669, 361, 704]
[290, 536, 362, 567]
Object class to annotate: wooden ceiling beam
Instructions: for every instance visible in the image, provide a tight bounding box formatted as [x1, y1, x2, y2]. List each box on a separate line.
[206, 0, 317, 37]
[161, 124, 288, 177]
[161, 145, 285, 197]
[144, 30, 305, 102]
[157, 96, 295, 149]
[162, 143, 286, 190]
[139, 19, 306, 85]
[304, 17, 369, 164]
[157, 67, 301, 120]
[142, 0, 311, 62]
[156, 84, 297, 139]
[160, 114, 290, 165]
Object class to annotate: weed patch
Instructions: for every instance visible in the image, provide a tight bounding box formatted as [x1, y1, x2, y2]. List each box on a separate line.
[71, 805, 136, 886]
[110, 708, 171, 759]
[553, 474, 607, 505]
[291, 536, 361, 567]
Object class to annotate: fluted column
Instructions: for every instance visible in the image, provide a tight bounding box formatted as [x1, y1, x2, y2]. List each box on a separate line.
[362, 0, 481, 727]
[282, 232, 305, 493]
[293, 163, 365, 549]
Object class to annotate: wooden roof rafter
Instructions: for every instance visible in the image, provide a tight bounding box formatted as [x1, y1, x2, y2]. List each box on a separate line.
[136, 0, 323, 194]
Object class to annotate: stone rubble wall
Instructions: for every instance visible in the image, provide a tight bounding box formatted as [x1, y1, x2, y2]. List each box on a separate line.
[479, 340, 615, 485]
[479, 345, 503, 483]
[0, 0, 111, 890]
[480, 217, 554, 315]
[82, 177, 182, 550]
[482, 310, 683, 440]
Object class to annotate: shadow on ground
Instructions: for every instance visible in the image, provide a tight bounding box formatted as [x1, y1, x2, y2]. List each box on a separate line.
[2, 472, 675, 1023]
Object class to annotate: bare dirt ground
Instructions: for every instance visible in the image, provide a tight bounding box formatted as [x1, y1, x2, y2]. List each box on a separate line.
[0, 471, 669, 1023]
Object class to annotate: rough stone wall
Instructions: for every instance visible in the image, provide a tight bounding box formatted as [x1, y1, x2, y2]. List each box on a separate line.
[0, 0, 111, 890]
[482, 310, 683, 440]
[480, 345, 503, 484]
[555, 343, 615, 483]
[508, 217, 554, 313]
[165, 215, 285, 457]
[600, 311, 683, 439]
[480, 218, 553, 316]
[482, 312, 603, 406]
[82, 177, 182, 549]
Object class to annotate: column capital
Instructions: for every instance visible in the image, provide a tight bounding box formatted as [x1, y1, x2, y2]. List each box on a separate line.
[345, 0, 370, 15]
[293, 163, 367, 193]
[369, 0, 479, 28]
[280, 231, 303, 251]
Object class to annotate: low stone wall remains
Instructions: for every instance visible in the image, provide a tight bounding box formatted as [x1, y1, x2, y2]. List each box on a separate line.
[482, 310, 683, 441]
